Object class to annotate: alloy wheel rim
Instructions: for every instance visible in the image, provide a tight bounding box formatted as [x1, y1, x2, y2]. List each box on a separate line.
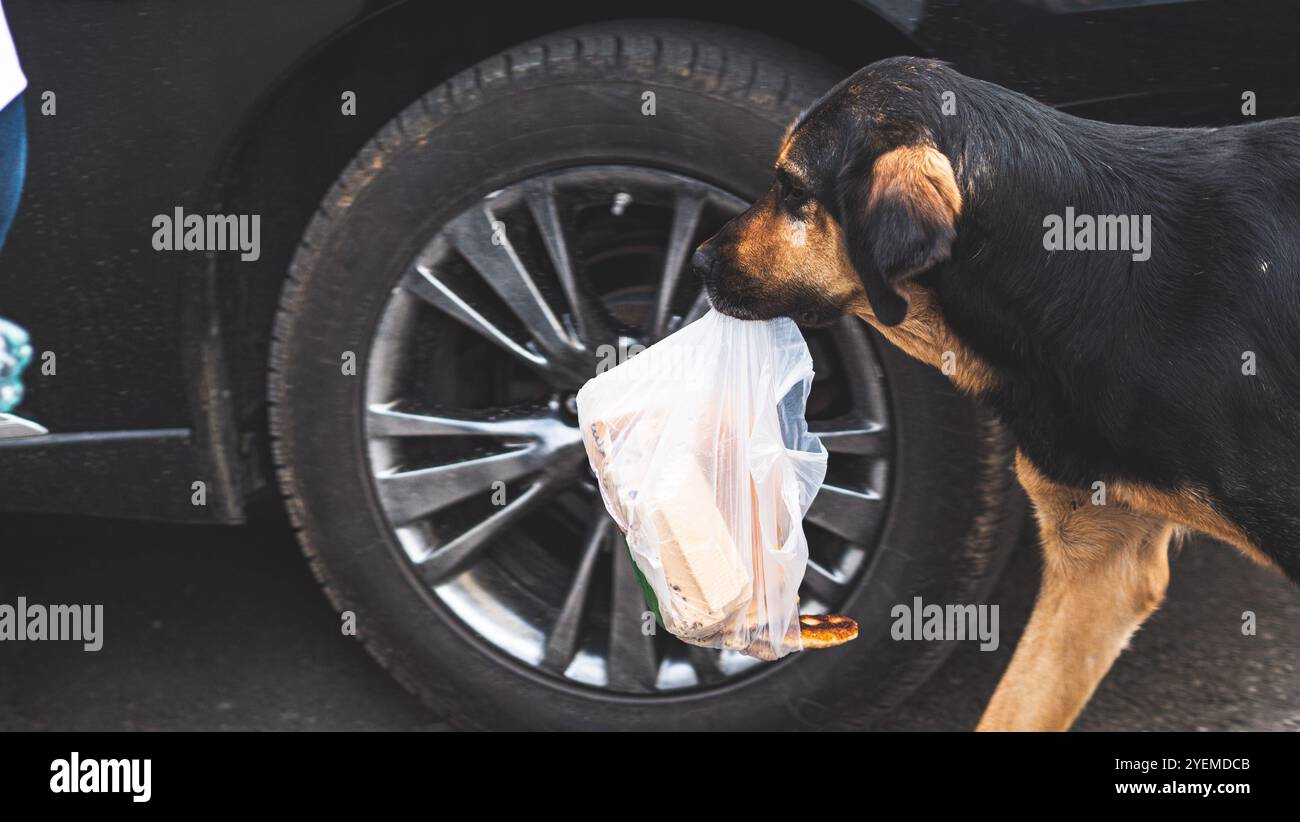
[364, 165, 894, 695]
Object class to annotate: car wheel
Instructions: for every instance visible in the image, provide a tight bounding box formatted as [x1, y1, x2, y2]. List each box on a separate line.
[268, 20, 1024, 730]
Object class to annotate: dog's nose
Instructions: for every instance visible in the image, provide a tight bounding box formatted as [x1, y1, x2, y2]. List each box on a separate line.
[692, 247, 717, 277]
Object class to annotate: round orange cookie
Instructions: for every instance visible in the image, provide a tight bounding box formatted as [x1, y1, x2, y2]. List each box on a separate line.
[799, 614, 858, 649]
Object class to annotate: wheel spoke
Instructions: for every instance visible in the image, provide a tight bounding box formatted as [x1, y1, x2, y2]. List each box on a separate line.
[414, 478, 559, 585]
[806, 483, 882, 543]
[607, 543, 660, 692]
[801, 559, 849, 603]
[541, 512, 611, 673]
[809, 418, 889, 456]
[370, 406, 583, 525]
[652, 189, 706, 340]
[414, 206, 593, 384]
[685, 645, 727, 686]
[367, 402, 569, 442]
[524, 179, 618, 346]
[401, 263, 549, 373]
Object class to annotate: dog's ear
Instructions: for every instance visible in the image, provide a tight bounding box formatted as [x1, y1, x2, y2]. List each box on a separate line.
[839, 145, 962, 326]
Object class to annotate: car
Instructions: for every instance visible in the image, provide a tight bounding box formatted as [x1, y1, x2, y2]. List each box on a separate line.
[1, 0, 1295, 730]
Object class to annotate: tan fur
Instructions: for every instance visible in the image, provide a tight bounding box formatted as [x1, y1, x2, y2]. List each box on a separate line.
[1109, 480, 1275, 570]
[775, 118, 798, 166]
[849, 286, 998, 396]
[729, 188, 868, 311]
[978, 452, 1175, 731]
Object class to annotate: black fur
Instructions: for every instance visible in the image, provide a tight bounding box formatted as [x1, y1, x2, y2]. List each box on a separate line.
[729, 57, 1300, 581]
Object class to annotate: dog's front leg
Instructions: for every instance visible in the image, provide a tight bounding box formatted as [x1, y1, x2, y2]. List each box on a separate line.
[976, 452, 1174, 731]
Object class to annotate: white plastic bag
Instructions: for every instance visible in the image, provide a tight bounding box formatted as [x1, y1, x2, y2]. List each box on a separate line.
[575, 309, 828, 660]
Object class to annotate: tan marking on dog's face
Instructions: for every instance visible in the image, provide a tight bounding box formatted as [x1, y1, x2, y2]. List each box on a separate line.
[726, 184, 865, 309]
[723, 186, 995, 396]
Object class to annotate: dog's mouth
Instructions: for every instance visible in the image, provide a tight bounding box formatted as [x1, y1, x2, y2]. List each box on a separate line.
[704, 277, 843, 327]
[704, 287, 768, 321]
[698, 263, 772, 321]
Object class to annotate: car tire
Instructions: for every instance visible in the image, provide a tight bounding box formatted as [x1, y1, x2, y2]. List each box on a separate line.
[268, 20, 1025, 730]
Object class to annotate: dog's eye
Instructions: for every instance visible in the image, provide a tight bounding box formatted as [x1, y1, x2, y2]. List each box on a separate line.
[783, 186, 807, 208]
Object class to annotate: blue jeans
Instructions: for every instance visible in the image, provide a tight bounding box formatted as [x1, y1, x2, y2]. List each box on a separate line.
[0, 94, 26, 248]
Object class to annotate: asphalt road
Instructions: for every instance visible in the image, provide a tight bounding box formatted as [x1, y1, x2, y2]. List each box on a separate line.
[1, 506, 1296, 731]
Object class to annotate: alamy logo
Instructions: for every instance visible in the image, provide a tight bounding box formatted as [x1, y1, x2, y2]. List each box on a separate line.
[0, 597, 102, 651]
[891, 596, 999, 651]
[50, 753, 151, 803]
[1042, 207, 1151, 261]
[594, 339, 709, 384]
[152, 207, 261, 261]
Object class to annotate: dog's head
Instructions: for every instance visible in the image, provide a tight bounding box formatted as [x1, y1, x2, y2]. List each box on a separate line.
[695, 59, 963, 327]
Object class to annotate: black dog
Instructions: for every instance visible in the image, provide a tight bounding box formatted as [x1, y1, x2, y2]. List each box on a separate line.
[695, 57, 1300, 730]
